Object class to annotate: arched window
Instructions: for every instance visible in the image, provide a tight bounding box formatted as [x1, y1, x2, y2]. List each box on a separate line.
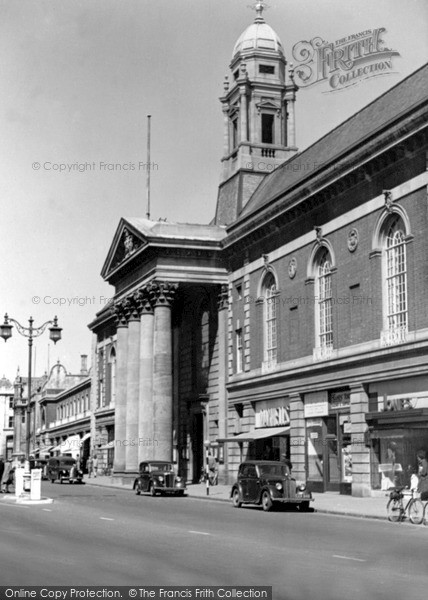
[315, 248, 333, 350]
[262, 272, 277, 364]
[384, 216, 407, 332]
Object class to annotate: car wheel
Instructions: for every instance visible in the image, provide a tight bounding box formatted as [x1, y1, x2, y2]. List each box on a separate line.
[135, 484, 141, 495]
[50, 479, 55, 484]
[60, 478, 63, 484]
[177, 490, 185, 496]
[232, 488, 242, 508]
[261, 491, 273, 512]
[150, 484, 156, 497]
[299, 501, 310, 512]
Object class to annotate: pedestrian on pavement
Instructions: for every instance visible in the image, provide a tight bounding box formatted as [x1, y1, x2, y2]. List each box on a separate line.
[86, 455, 93, 478]
[407, 465, 419, 493]
[93, 455, 98, 478]
[0, 457, 4, 488]
[416, 450, 428, 500]
[1, 459, 13, 493]
[208, 452, 218, 485]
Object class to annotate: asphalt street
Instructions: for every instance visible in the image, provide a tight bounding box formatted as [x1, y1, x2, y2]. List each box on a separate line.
[1, 481, 427, 600]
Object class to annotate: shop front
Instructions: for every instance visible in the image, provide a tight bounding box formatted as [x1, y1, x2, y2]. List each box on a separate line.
[366, 389, 428, 491]
[304, 390, 352, 494]
[221, 397, 291, 472]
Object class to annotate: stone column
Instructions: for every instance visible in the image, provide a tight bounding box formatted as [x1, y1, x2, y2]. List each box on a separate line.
[137, 286, 155, 463]
[289, 392, 306, 482]
[222, 106, 229, 157]
[240, 86, 248, 142]
[124, 294, 141, 474]
[350, 383, 371, 497]
[112, 301, 129, 477]
[152, 282, 177, 461]
[286, 98, 296, 147]
[89, 333, 97, 458]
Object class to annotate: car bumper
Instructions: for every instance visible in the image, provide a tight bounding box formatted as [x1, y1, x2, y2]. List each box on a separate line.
[154, 486, 186, 493]
[270, 491, 313, 504]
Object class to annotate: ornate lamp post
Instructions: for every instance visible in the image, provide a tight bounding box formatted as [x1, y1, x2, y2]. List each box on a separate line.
[0, 313, 62, 461]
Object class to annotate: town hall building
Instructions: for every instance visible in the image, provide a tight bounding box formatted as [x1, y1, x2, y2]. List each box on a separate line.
[89, 4, 428, 496]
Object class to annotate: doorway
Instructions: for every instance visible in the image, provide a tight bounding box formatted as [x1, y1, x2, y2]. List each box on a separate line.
[191, 412, 204, 483]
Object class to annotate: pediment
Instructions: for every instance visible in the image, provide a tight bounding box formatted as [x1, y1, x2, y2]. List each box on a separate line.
[101, 218, 147, 279]
[256, 99, 281, 112]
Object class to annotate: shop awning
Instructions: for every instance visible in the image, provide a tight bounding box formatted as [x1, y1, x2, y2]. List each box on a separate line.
[369, 429, 405, 439]
[219, 426, 290, 443]
[80, 433, 91, 443]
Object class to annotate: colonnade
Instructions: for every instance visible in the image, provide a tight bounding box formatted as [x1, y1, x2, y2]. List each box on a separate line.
[113, 281, 178, 476]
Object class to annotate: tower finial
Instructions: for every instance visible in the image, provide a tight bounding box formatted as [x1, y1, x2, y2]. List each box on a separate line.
[249, 1, 269, 23]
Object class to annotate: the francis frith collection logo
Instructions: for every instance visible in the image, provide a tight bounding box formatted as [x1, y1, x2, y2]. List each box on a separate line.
[292, 28, 400, 92]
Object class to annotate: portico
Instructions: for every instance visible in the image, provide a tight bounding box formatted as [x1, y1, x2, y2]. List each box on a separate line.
[89, 218, 227, 482]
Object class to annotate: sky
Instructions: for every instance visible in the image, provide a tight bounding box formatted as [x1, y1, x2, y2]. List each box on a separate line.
[0, 0, 427, 381]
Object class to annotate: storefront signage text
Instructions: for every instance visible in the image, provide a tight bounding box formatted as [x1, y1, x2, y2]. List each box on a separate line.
[255, 406, 290, 428]
[330, 391, 350, 410]
[304, 391, 329, 418]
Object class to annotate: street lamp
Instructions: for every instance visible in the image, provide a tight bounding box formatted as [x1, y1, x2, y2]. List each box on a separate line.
[0, 313, 62, 460]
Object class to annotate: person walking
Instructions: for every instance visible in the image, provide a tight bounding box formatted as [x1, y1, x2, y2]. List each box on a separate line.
[86, 455, 93, 478]
[417, 450, 428, 500]
[93, 455, 98, 478]
[1, 459, 13, 493]
[0, 458, 4, 492]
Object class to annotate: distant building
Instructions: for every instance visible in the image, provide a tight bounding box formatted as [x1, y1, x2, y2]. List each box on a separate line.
[0, 376, 14, 459]
[36, 357, 91, 466]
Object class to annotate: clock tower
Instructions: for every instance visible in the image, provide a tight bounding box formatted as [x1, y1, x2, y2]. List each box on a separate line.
[215, 2, 298, 225]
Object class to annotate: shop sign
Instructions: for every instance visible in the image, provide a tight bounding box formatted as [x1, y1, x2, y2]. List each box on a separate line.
[304, 391, 328, 418]
[255, 398, 290, 428]
[330, 391, 350, 411]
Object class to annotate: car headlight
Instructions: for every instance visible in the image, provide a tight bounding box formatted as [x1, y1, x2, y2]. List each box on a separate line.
[275, 483, 283, 491]
[158, 476, 164, 482]
[298, 483, 306, 492]
[176, 476, 182, 482]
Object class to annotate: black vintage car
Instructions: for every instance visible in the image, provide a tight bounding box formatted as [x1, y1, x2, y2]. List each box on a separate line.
[231, 460, 313, 512]
[47, 456, 84, 484]
[133, 460, 186, 496]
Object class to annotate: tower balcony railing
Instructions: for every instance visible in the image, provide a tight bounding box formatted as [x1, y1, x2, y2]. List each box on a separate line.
[261, 147, 276, 158]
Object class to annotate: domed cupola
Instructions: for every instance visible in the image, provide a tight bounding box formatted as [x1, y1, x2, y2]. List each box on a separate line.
[232, 4, 285, 59]
[215, 2, 299, 226]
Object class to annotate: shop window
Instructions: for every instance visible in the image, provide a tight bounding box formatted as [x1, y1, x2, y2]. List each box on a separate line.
[8, 416, 13, 428]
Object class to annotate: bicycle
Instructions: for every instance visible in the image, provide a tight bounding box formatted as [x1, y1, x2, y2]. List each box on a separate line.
[386, 487, 424, 524]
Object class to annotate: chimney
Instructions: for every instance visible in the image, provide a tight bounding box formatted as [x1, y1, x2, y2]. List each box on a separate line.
[80, 354, 88, 375]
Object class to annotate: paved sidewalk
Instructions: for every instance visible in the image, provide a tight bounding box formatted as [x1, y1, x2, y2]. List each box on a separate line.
[85, 475, 391, 521]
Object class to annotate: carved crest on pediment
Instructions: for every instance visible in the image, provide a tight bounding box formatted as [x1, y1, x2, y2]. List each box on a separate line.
[114, 227, 142, 267]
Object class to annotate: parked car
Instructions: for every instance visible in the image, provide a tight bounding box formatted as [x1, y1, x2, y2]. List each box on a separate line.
[47, 456, 84, 484]
[133, 460, 186, 496]
[231, 460, 313, 512]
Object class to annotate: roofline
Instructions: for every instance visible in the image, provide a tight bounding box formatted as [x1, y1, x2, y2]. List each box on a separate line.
[228, 62, 428, 232]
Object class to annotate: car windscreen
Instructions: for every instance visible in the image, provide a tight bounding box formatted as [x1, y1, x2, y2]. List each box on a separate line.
[149, 463, 172, 472]
[257, 464, 288, 477]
